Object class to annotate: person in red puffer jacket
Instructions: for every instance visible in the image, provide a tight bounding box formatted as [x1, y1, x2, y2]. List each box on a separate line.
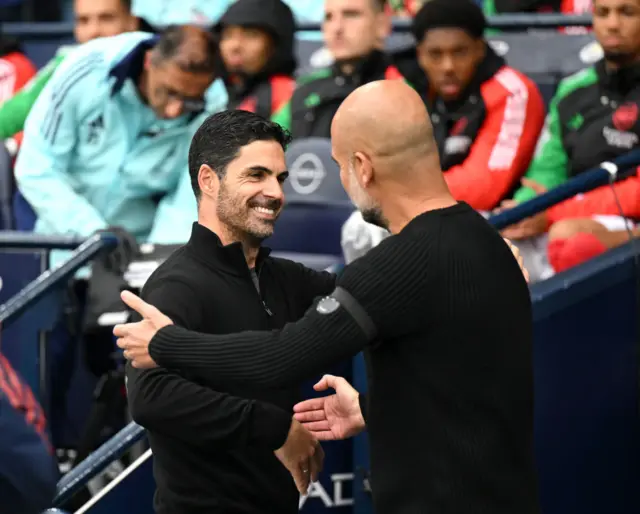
[0, 30, 37, 150]
[0, 32, 36, 105]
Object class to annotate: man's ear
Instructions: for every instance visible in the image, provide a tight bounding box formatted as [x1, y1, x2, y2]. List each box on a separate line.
[198, 164, 220, 199]
[353, 151, 373, 188]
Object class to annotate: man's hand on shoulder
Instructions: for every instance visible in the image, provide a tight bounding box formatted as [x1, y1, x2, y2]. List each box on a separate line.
[274, 419, 324, 495]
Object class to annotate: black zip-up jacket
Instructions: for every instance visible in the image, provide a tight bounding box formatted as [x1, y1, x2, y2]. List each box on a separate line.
[148, 204, 540, 514]
[276, 50, 404, 139]
[126, 222, 335, 513]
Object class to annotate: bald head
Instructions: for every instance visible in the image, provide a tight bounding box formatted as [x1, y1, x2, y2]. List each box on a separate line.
[332, 80, 439, 169]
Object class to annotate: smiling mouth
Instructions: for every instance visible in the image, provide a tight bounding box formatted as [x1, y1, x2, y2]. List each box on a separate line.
[252, 206, 277, 217]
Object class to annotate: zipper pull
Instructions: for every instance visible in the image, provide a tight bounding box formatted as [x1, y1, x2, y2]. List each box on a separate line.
[262, 301, 273, 317]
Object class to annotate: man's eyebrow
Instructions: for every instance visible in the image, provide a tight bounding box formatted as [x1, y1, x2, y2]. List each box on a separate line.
[244, 165, 275, 174]
[244, 166, 289, 177]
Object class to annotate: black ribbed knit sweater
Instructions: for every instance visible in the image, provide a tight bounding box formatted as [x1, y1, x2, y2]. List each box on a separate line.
[150, 202, 540, 514]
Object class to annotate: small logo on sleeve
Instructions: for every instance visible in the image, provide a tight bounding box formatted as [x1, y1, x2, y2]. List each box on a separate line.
[316, 296, 340, 314]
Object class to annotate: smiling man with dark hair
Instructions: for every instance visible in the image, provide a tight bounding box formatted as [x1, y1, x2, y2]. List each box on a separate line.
[124, 109, 345, 514]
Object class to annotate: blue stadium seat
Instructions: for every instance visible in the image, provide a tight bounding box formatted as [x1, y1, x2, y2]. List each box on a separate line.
[13, 189, 37, 231]
[266, 138, 353, 269]
[0, 142, 14, 229]
[529, 73, 559, 108]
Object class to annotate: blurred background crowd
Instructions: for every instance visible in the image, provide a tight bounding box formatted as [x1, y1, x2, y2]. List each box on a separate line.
[1, 0, 639, 512]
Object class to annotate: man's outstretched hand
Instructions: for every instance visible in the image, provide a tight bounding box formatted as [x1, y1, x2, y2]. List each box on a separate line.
[114, 290, 173, 368]
[293, 375, 366, 441]
[275, 419, 324, 495]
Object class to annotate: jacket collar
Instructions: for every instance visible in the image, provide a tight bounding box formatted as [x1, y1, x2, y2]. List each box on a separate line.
[186, 222, 272, 277]
[596, 59, 640, 96]
[331, 50, 390, 84]
[109, 35, 159, 97]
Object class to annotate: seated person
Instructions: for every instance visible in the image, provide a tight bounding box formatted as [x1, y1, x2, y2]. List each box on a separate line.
[0, 352, 58, 514]
[0, 0, 144, 146]
[341, 0, 545, 262]
[14, 25, 219, 249]
[215, 0, 296, 120]
[273, 0, 404, 139]
[413, 0, 545, 213]
[501, 0, 640, 279]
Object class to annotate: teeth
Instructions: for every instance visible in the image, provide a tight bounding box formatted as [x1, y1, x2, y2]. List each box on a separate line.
[253, 207, 275, 215]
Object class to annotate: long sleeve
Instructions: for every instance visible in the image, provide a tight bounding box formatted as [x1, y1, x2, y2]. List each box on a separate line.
[149, 233, 436, 388]
[127, 278, 292, 450]
[513, 93, 570, 203]
[286, 259, 337, 314]
[0, 53, 64, 139]
[13, 51, 109, 235]
[444, 71, 545, 211]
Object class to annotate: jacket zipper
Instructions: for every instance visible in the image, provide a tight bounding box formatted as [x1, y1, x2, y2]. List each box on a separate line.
[255, 265, 273, 317]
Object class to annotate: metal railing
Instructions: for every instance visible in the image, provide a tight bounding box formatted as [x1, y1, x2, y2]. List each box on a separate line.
[0, 232, 118, 328]
[0, 13, 593, 40]
[52, 422, 147, 507]
[488, 150, 640, 230]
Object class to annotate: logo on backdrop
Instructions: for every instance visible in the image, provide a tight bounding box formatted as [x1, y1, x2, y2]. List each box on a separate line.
[289, 153, 326, 195]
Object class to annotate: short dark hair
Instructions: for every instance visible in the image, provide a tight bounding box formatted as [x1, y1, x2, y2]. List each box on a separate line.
[152, 25, 217, 74]
[372, 0, 387, 11]
[119, 0, 132, 12]
[188, 110, 292, 200]
[412, 0, 486, 43]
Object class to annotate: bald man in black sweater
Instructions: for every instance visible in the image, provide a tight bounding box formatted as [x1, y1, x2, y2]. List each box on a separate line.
[116, 80, 539, 514]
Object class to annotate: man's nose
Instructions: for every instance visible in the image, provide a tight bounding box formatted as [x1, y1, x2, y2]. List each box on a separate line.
[263, 177, 285, 202]
[164, 98, 184, 119]
[440, 55, 456, 72]
[603, 12, 623, 31]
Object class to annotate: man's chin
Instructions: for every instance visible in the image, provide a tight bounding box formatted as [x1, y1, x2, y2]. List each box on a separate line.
[361, 208, 387, 230]
[603, 49, 636, 65]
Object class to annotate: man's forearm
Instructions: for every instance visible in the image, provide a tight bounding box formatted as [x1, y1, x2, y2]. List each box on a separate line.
[149, 304, 369, 388]
[127, 366, 292, 449]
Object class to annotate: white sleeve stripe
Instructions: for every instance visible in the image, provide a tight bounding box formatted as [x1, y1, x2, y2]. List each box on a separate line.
[488, 68, 530, 171]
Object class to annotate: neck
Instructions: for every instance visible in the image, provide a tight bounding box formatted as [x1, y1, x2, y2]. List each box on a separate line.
[378, 179, 457, 234]
[198, 212, 260, 268]
[605, 52, 640, 71]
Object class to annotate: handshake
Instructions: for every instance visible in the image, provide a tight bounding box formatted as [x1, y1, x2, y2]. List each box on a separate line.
[274, 375, 367, 495]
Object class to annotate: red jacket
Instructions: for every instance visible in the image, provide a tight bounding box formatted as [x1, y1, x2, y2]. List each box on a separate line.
[0, 51, 36, 105]
[431, 48, 545, 211]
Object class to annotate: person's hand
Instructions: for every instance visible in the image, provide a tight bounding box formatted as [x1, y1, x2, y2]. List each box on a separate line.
[501, 179, 549, 240]
[274, 419, 324, 495]
[97, 226, 139, 275]
[502, 238, 530, 283]
[293, 375, 365, 441]
[113, 291, 173, 368]
[493, 199, 517, 215]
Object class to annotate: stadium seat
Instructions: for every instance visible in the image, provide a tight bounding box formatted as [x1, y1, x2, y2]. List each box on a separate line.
[0, 142, 14, 229]
[266, 138, 353, 269]
[529, 73, 560, 107]
[13, 189, 37, 231]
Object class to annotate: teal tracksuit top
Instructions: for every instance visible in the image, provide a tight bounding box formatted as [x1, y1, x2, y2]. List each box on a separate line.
[14, 32, 219, 247]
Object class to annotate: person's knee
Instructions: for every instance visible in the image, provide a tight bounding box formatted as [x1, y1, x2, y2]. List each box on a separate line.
[547, 232, 608, 273]
[547, 218, 606, 241]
